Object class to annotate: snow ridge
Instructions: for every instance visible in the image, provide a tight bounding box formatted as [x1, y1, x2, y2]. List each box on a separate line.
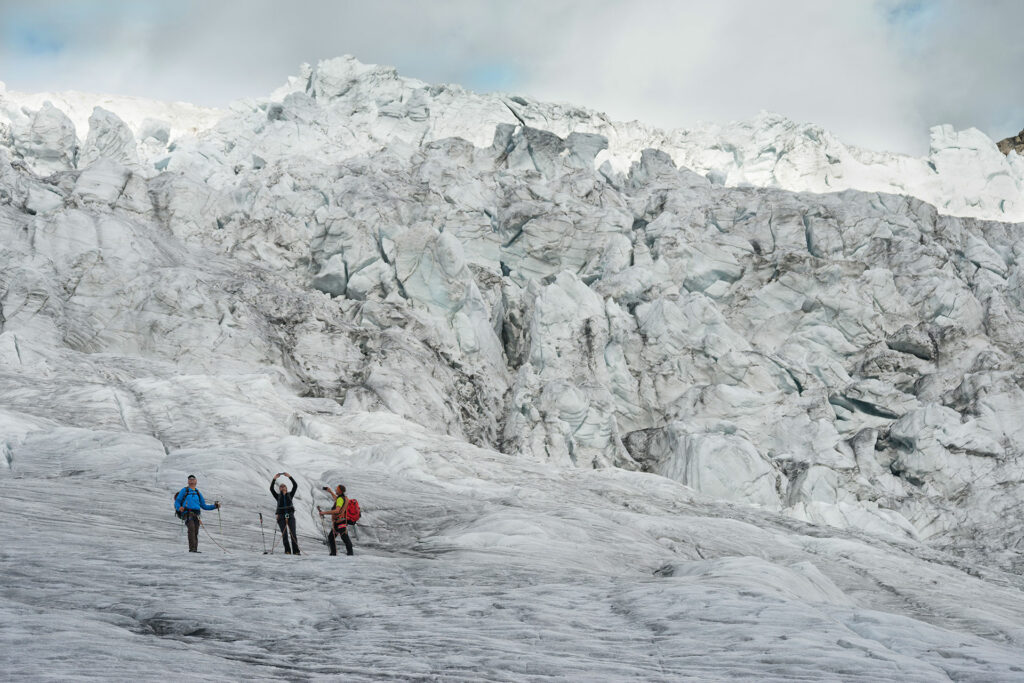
[3, 55, 1022, 222]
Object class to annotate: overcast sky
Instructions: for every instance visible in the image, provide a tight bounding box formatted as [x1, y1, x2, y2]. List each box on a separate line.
[1, 0, 1021, 155]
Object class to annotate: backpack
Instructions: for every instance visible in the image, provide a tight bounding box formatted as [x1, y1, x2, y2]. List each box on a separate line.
[174, 487, 187, 519]
[344, 499, 361, 523]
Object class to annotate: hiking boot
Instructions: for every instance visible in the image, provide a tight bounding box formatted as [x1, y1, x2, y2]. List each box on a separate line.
[284, 550, 292, 555]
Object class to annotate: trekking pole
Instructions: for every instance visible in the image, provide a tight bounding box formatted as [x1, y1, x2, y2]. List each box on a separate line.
[259, 512, 268, 554]
[218, 506, 222, 535]
[311, 485, 328, 544]
[316, 505, 330, 545]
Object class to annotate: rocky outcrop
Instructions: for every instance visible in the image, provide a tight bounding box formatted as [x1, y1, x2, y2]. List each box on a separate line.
[997, 128, 1024, 155]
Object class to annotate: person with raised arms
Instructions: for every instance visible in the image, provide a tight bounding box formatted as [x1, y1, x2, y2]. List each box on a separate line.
[270, 472, 300, 555]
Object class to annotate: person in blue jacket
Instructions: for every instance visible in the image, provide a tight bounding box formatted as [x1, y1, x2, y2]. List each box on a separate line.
[174, 474, 220, 552]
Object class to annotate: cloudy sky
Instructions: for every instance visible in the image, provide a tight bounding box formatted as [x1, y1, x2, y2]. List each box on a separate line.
[1, 0, 1021, 155]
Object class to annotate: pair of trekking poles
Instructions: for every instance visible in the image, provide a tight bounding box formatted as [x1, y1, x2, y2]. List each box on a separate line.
[257, 511, 286, 554]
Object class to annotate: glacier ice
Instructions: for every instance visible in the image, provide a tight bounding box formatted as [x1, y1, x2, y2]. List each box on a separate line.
[1, 56, 1023, 678]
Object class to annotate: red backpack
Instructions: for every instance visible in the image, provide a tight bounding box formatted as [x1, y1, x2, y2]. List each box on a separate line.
[345, 499, 361, 523]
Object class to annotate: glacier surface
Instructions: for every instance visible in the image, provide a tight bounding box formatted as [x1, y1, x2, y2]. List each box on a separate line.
[1, 57, 1023, 679]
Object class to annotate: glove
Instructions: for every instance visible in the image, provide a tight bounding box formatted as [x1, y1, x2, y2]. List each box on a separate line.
[214, 501, 221, 509]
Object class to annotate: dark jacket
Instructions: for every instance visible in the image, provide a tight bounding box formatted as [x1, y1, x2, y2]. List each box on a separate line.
[271, 476, 298, 514]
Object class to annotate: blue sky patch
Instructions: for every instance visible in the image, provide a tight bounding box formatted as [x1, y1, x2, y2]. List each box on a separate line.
[3, 17, 66, 56]
[465, 63, 520, 93]
[884, 0, 940, 34]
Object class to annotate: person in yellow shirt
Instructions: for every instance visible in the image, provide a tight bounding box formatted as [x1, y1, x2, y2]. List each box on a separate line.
[318, 484, 354, 556]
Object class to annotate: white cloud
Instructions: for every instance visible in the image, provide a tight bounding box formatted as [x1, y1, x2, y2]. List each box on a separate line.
[514, 1, 925, 153]
[1, 0, 1020, 155]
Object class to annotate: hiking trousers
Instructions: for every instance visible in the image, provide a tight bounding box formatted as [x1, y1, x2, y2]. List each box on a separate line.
[277, 512, 300, 554]
[327, 523, 353, 556]
[185, 512, 201, 552]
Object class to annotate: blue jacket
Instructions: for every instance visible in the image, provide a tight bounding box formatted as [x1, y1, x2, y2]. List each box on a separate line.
[175, 486, 217, 512]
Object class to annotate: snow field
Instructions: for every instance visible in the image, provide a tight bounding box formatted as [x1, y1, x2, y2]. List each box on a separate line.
[4, 411, 1024, 680]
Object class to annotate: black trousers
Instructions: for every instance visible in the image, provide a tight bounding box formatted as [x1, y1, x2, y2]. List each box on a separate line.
[185, 513, 201, 552]
[277, 512, 299, 554]
[327, 523, 353, 556]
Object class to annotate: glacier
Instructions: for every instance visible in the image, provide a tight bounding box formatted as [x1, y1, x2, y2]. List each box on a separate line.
[1, 56, 1023, 679]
